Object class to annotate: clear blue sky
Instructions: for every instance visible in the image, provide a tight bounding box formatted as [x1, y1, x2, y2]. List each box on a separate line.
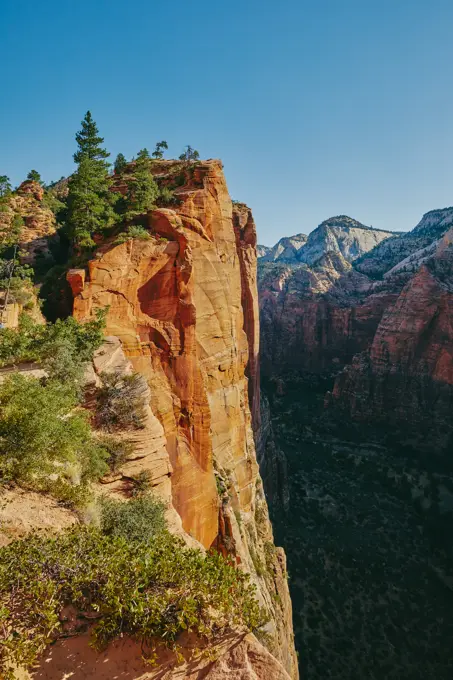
[2, 0, 453, 245]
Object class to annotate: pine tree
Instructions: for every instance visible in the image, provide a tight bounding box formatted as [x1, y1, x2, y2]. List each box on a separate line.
[136, 148, 150, 160]
[67, 112, 116, 248]
[152, 141, 168, 159]
[0, 176, 11, 198]
[179, 145, 200, 162]
[114, 153, 127, 174]
[123, 154, 159, 221]
[73, 111, 109, 165]
[27, 170, 42, 184]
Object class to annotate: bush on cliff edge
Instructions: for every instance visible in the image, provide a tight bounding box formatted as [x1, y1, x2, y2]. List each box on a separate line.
[0, 526, 266, 678]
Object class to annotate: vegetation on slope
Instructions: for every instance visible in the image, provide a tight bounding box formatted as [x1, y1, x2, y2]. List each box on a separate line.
[0, 310, 110, 504]
[0, 500, 265, 678]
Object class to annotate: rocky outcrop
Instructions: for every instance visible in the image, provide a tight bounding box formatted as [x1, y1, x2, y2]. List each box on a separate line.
[17, 632, 291, 680]
[69, 160, 298, 678]
[0, 180, 57, 264]
[233, 202, 260, 432]
[259, 210, 453, 450]
[355, 207, 453, 279]
[259, 234, 307, 263]
[327, 230, 453, 449]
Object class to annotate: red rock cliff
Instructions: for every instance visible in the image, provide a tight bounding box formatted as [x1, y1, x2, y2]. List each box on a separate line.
[328, 231, 453, 449]
[68, 160, 298, 678]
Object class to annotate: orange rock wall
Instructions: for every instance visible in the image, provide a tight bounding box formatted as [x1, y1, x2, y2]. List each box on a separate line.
[71, 161, 257, 549]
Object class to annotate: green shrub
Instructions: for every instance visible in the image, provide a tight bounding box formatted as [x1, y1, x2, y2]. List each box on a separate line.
[264, 541, 276, 572]
[113, 224, 151, 245]
[0, 527, 265, 678]
[99, 435, 134, 472]
[99, 494, 166, 543]
[158, 186, 177, 206]
[250, 546, 267, 578]
[0, 373, 108, 501]
[130, 469, 153, 496]
[0, 308, 106, 370]
[95, 370, 147, 431]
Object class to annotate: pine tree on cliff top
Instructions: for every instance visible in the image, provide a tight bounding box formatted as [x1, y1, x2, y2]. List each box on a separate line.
[73, 111, 109, 164]
[114, 153, 127, 174]
[67, 111, 116, 248]
[122, 152, 159, 221]
[26, 169, 42, 184]
[152, 141, 168, 159]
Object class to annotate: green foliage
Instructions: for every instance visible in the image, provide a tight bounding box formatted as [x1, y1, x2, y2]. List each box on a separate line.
[114, 152, 127, 174]
[121, 154, 159, 221]
[2, 262, 30, 289]
[0, 526, 265, 678]
[67, 157, 116, 248]
[0, 176, 11, 198]
[113, 224, 151, 245]
[99, 494, 166, 542]
[0, 373, 108, 498]
[95, 370, 147, 431]
[26, 170, 42, 184]
[131, 469, 153, 496]
[215, 474, 228, 496]
[67, 112, 116, 248]
[152, 140, 168, 159]
[41, 189, 66, 219]
[98, 435, 134, 472]
[0, 213, 24, 248]
[158, 186, 177, 206]
[179, 145, 200, 162]
[250, 546, 266, 578]
[73, 110, 110, 165]
[254, 502, 267, 528]
[263, 541, 277, 572]
[137, 148, 150, 160]
[0, 309, 106, 371]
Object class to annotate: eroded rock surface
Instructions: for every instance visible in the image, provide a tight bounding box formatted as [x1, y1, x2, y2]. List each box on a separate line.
[68, 160, 298, 678]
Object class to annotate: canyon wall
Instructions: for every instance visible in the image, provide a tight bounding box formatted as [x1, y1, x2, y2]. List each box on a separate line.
[68, 160, 298, 678]
[328, 230, 453, 450]
[259, 211, 453, 449]
[258, 213, 453, 679]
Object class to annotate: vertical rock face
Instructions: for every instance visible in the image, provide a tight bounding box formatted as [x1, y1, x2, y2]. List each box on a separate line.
[258, 215, 453, 680]
[233, 203, 261, 433]
[328, 232, 453, 448]
[69, 160, 298, 678]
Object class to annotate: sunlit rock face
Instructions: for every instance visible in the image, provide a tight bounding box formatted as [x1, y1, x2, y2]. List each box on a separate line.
[69, 160, 298, 679]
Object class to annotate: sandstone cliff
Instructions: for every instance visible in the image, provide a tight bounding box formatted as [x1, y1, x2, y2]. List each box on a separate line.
[66, 160, 298, 678]
[259, 209, 453, 448]
[328, 228, 453, 449]
[258, 211, 453, 680]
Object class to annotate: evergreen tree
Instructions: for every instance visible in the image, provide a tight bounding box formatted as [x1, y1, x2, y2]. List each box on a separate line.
[179, 145, 200, 162]
[73, 111, 109, 164]
[136, 148, 150, 160]
[27, 170, 42, 184]
[0, 176, 11, 198]
[66, 112, 116, 248]
[152, 141, 168, 159]
[114, 153, 127, 174]
[123, 154, 159, 221]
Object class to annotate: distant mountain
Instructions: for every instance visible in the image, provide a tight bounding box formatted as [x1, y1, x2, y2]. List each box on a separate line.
[259, 215, 394, 268]
[259, 233, 307, 263]
[257, 244, 271, 258]
[355, 207, 453, 279]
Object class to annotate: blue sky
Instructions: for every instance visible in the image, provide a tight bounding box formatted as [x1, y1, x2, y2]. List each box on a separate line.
[2, 0, 453, 245]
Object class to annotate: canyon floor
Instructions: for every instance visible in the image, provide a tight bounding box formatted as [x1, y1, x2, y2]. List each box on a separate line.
[264, 378, 453, 680]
